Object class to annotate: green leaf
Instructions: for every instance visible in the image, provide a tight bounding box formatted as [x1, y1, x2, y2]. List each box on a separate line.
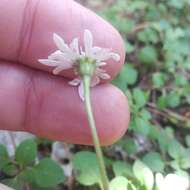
[128, 1, 148, 11]
[33, 158, 65, 188]
[138, 46, 158, 64]
[133, 160, 154, 190]
[179, 150, 190, 169]
[112, 64, 138, 91]
[158, 127, 174, 151]
[148, 125, 161, 140]
[2, 164, 19, 176]
[134, 117, 150, 136]
[157, 95, 167, 109]
[110, 176, 128, 190]
[152, 72, 166, 88]
[73, 151, 101, 186]
[2, 178, 22, 190]
[125, 40, 135, 53]
[185, 135, 190, 147]
[168, 140, 185, 159]
[113, 161, 133, 178]
[15, 139, 37, 166]
[124, 64, 138, 85]
[166, 91, 181, 108]
[175, 74, 188, 86]
[20, 168, 37, 183]
[122, 139, 138, 155]
[140, 109, 152, 120]
[0, 144, 9, 169]
[142, 152, 165, 172]
[137, 28, 159, 43]
[133, 88, 148, 108]
[170, 160, 181, 170]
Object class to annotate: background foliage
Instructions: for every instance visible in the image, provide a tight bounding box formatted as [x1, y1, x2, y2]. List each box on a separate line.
[0, 0, 190, 189]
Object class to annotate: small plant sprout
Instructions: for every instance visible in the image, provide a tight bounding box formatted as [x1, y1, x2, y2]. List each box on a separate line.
[38, 29, 120, 190]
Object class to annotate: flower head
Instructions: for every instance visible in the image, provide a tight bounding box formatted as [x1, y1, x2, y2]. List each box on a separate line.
[39, 29, 120, 100]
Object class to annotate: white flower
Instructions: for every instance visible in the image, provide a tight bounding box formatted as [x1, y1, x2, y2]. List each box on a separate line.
[156, 173, 189, 190]
[39, 29, 120, 100]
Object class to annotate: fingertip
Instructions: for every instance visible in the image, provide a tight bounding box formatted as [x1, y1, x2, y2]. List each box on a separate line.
[0, 0, 125, 80]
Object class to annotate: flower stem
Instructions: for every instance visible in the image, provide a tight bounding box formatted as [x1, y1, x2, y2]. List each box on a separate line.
[83, 75, 109, 190]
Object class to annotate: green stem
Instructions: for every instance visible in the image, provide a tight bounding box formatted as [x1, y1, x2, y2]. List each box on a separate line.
[83, 75, 109, 190]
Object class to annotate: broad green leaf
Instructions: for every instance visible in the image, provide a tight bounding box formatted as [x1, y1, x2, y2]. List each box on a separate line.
[20, 168, 36, 183]
[112, 64, 138, 91]
[175, 74, 188, 86]
[128, 1, 148, 11]
[140, 109, 152, 121]
[2, 164, 18, 176]
[134, 117, 150, 136]
[110, 176, 128, 190]
[114, 18, 135, 33]
[152, 72, 166, 88]
[179, 150, 190, 169]
[185, 135, 190, 147]
[158, 127, 174, 151]
[124, 64, 138, 85]
[34, 158, 65, 188]
[148, 125, 161, 140]
[168, 140, 185, 159]
[170, 160, 181, 170]
[133, 88, 148, 108]
[138, 46, 158, 64]
[166, 91, 181, 108]
[73, 151, 101, 186]
[133, 160, 154, 190]
[15, 139, 37, 166]
[2, 178, 22, 190]
[157, 95, 167, 109]
[113, 161, 133, 178]
[142, 152, 165, 172]
[122, 139, 138, 155]
[137, 28, 159, 43]
[125, 40, 135, 53]
[0, 144, 9, 169]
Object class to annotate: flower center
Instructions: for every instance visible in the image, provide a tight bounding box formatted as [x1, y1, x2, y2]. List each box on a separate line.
[78, 57, 96, 77]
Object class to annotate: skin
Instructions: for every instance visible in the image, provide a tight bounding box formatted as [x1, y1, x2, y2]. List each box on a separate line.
[0, 0, 130, 189]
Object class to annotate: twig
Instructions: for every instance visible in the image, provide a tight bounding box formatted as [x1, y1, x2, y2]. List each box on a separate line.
[131, 23, 150, 33]
[147, 102, 190, 129]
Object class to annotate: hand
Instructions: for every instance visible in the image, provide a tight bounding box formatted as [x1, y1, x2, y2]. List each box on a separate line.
[0, 0, 130, 146]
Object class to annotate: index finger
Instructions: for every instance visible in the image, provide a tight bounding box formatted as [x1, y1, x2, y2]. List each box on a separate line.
[0, 0, 125, 80]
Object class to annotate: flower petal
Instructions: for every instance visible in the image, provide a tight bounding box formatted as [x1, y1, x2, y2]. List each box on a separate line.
[53, 33, 70, 52]
[92, 48, 120, 62]
[48, 50, 66, 60]
[98, 72, 111, 80]
[70, 38, 80, 55]
[78, 81, 85, 101]
[96, 62, 107, 66]
[68, 78, 81, 86]
[52, 63, 73, 75]
[38, 59, 59, 66]
[96, 68, 111, 79]
[92, 48, 111, 61]
[84, 29, 93, 57]
[109, 52, 120, 61]
[90, 76, 100, 87]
